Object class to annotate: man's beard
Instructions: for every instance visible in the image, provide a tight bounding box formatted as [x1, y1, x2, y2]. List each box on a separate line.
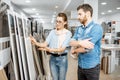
[79, 16, 87, 25]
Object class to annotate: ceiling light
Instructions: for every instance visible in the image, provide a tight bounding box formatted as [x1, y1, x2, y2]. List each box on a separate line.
[101, 2, 107, 5]
[51, 20, 54, 23]
[36, 13, 39, 15]
[41, 20, 44, 23]
[116, 7, 120, 10]
[54, 12, 56, 14]
[108, 10, 112, 13]
[25, 0, 31, 3]
[55, 6, 58, 8]
[51, 18, 55, 23]
[52, 15, 56, 18]
[32, 8, 36, 11]
[101, 12, 105, 15]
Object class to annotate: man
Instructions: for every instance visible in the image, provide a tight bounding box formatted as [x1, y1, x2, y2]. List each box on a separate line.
[70, 4, 103, 80]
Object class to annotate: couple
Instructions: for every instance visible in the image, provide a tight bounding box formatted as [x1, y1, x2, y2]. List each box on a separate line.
[30, 4, 103, 80]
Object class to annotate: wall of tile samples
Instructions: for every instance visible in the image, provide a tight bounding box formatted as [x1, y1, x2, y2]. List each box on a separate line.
[0, 0, 51, 80]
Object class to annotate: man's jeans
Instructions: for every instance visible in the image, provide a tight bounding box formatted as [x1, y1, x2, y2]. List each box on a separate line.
[50, 55, 68, 80]
[78, 64, 100, 80]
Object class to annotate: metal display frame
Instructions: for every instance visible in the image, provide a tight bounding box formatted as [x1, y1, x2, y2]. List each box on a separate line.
[16, 13, 30, 80]
[7, 10, 20, 80]
[22, 17, 37, 80]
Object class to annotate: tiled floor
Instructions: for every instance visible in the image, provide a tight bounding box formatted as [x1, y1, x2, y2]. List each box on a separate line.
[66, 53, 120, 80]
[109, 66, 120, 80]
[66, 53, 78, 80]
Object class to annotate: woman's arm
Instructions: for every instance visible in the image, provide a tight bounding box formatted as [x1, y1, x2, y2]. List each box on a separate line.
[30, 36, 48, 48]
[38, 47, 66, 53]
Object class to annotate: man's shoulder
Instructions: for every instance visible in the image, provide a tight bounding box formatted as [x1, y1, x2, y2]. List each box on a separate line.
[92, 23, 103, 33]
[93, 22, 102, 29]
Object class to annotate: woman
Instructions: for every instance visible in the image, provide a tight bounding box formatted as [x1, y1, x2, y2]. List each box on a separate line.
[30, 13, 72, 80]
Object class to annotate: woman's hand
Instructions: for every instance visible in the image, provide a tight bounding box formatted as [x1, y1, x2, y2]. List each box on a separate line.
[30, 35, 37, 45]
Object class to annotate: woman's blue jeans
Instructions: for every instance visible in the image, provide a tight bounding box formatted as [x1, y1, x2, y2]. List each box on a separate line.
[49, 55, 68, 80]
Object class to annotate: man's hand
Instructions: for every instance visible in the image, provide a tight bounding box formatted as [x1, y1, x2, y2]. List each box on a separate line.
[70, 47, 78, 59]
[70, 47, 77, 54]
[70, 49, 76, 54]
[70, 47, 86, 54]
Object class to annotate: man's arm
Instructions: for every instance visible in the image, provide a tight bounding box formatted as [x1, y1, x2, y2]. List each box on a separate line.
[70, 38, 94, 49]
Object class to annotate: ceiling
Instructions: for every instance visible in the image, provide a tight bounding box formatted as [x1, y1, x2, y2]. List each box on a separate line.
[99, 0, 120, 18]
[11, 0, 120, 24]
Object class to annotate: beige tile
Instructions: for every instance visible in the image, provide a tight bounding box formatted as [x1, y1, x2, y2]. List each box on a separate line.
[66, 53, 78, 80]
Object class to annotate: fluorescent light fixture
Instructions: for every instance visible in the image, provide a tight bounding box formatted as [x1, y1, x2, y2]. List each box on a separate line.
[108, 10, 112, 13]
[116, 7, 120, 10]
[101, 12, 105, 15]
[101, 2, 107, 5]
[25, 0, 31, 3]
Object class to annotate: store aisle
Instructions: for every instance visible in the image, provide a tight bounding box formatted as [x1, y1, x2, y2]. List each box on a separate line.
[66, 53, 78, 80]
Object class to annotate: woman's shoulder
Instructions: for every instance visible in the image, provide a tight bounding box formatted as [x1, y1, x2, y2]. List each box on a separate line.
[64, 29, 70, 32]
[64, 29, 72, 35]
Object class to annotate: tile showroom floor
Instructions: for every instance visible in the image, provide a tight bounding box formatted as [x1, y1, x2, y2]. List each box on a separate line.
[66, 53, 120, 80]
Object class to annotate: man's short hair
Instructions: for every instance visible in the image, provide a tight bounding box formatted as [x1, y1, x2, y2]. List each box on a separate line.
[77, 4, 93, 17]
